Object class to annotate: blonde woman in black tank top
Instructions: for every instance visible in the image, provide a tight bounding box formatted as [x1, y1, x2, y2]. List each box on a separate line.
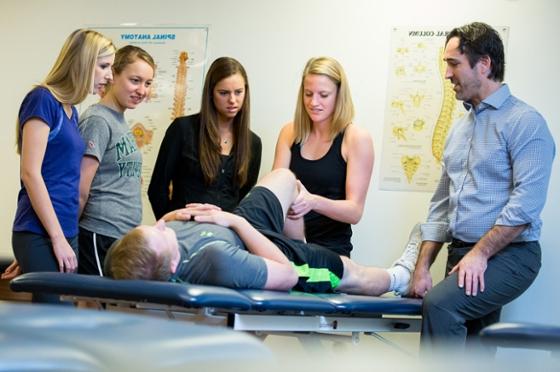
[272, 57, 373, 257]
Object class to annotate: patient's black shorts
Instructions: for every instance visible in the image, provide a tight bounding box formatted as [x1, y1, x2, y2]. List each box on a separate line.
[234, 187, 344, 293]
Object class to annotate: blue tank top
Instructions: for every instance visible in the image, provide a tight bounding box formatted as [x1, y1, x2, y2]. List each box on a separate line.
[289, 131, 352, 256]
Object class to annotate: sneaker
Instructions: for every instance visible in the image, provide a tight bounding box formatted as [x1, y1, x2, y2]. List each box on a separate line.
[392, 223, 422, 296]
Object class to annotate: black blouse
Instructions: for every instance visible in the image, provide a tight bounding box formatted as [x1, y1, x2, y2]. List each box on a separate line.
[148, 113, 262, 219]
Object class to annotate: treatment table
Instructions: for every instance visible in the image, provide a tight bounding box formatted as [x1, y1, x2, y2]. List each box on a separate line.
[11, 272, 422, 344]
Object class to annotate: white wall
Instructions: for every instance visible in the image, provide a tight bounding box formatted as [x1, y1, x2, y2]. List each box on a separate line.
[1, 0, 558, 325]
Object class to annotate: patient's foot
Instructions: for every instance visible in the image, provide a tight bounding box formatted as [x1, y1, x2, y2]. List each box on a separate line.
[388, 223, 422, 296]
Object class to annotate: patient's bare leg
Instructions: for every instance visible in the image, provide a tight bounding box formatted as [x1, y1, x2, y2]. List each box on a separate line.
[336, 256, 391, 296]
[255, 169, 298, 220]
[283, 216, 306, 241]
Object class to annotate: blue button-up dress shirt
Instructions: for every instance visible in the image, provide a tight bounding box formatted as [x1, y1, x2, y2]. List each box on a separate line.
[422, 84, 555, 243]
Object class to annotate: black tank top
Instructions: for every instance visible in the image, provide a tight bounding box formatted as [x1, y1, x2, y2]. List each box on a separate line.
[289, 131, 352, 256]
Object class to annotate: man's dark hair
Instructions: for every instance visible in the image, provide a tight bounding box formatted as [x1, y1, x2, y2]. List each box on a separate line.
[446, 22, 505, 82]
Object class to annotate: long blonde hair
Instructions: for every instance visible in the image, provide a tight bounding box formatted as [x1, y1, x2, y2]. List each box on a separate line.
[16, 29, 115, 153]
[293, 56, 355, 143]
[44, 29, 115, 104]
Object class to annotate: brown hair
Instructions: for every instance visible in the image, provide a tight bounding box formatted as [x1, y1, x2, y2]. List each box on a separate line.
[112, 45, 156, 76]
[102, 45, 156, 97]
[446, 22, 505, 82]
[199, 57, 252, 186]
[104, 228, 172, 281]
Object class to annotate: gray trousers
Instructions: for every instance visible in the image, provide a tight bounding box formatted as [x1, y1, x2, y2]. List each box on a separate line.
[420, 241, 541, 353]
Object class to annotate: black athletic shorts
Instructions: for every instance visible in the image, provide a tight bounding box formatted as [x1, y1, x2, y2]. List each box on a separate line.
[78, 227, 117, 276]
[234, 186, 344, 292]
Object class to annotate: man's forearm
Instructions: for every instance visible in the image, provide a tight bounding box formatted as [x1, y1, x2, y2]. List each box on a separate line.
[472, 224, 527, 259]
[416, 240, 444, 272]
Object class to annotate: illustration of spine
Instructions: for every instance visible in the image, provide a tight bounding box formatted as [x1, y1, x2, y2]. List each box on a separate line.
[431, 47, 456, 162]
[171, 51, 189, 121]
[401, 155, 421, 183]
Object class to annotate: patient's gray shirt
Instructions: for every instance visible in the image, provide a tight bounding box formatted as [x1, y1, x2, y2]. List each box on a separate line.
[79, 104, 142, 239]
[167, 220, 268, 289]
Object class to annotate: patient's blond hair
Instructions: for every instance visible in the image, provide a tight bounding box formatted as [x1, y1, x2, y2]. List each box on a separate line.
[105, 228, 172, 281]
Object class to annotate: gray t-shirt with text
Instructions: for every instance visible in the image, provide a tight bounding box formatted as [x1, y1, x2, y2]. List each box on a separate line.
[79, 103, 142, 238]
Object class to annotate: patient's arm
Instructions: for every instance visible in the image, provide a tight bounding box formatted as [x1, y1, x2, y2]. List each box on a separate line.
[190, 208, 298, 290]
[193, 209, 290, 265]
[225, 214, 298, 290]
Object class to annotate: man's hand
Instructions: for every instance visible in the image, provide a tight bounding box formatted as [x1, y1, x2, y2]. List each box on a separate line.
[449, 249, 488, 296]
[410, 268, 433, 298]
[287, 180, 316, 219]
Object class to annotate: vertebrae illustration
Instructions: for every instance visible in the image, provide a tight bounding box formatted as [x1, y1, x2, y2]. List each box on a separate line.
[171, 51, 189, 121]
[431, 47, 456, 163]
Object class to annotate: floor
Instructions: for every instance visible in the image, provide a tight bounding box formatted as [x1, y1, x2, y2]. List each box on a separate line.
[0, 286, 556, 371]
[0, 278, 31, 302]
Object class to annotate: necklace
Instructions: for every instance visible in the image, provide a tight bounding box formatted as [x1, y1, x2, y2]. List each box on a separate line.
[222, 137, 232, 145]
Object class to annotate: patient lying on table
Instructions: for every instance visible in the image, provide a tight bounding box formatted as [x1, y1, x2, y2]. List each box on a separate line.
[105, 169, 420, 296]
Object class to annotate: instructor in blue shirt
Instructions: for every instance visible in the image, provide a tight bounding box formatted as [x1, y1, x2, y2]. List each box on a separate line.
[410, 22, 556, 352]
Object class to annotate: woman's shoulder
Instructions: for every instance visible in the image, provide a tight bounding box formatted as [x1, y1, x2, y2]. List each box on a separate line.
[79, 104, 120, 137]
[341, 124, 373, 161]
[22, 86, 57, 107]
[168, 113, 201, 133]
[277, 121, 296, 142]
[80, 103, 112, 121]
[19, 86, 60, 124]
[28, 85, 52, 97]
[280, 121, 295, 132]
[249, 129, 262, 143]
[343, 123, 371, 144]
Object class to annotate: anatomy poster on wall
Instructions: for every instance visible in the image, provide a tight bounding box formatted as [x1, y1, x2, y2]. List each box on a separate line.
[378, 27, 508, 192]
[81, 26, 209, 222]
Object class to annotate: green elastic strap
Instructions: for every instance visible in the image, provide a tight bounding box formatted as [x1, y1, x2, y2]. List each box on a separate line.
[292, 263, 341, 289]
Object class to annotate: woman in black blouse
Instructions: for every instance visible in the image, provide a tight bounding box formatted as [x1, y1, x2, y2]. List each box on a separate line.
[148, 57, 262, 219]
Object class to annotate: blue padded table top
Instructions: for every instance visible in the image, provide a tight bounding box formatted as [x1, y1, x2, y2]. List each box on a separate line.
[241, 290, 422, 316]
[11, 272, 422, 316]
[10, 272, 253, 310]
[318, 293, 422, 316]
[480, 322, 560, 350]
[241, 290, 338, 314]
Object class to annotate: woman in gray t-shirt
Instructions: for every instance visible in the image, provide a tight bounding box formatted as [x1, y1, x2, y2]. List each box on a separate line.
[78, 45, 156, 276]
